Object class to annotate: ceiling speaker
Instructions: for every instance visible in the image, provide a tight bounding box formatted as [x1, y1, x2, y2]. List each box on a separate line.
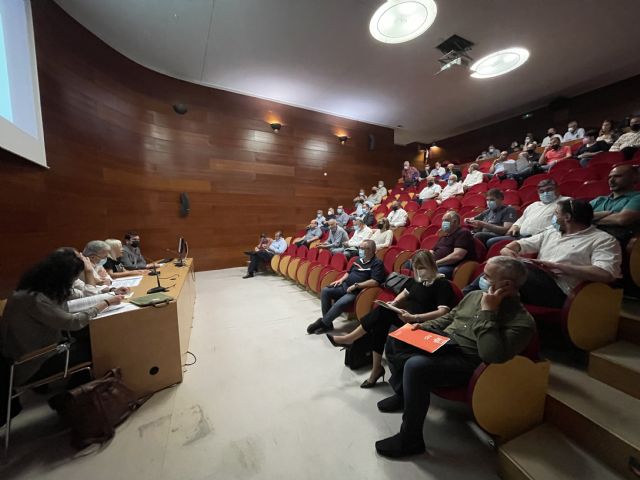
[173, 103, 188, 115]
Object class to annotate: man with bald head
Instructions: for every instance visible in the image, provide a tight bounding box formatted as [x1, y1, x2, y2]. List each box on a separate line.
[431, 211, 477, 278]
[317, 219, 349, 253]
[591, 164, 640, 244]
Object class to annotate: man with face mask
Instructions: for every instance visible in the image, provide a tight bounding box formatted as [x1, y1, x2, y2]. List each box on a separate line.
[431, 211, 476, 278]
[485, 179, 569, 249]
[122, 231, 157, 270]
[541, 128, 563, 147]
[508, 142, 540, 182]
[343, 218, 372, 258]
[81, 240, 114, 287]
[562, 120, 585, 142]
[375, 256, 534, 458]
[293, 220, 322, 247]
[436, 174, 464, 204]
[360, 203, 376, 227]
[243, 231, 287, 278]
[307, 240, 385, 334]
[485, 145, 500, 158]
[485, 151, 509, 179]
[500, 199, 621, 308]
[317, 219, 349, 254]
[386, 201, 408, 228]
[429, 162, 446, 178]
[417, 176, 441, 204]
[609, 116, 640, 159]
[539, 137, 572, 170]
[334, 205, 350, 228]
[465, 189, 519, 245]
[461, 163, 484, 191]
[368, 181, 387, 205]
[401, 161, 421, 187]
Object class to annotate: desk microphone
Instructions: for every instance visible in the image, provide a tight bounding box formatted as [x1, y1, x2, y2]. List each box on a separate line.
[147, 265, 168, 294]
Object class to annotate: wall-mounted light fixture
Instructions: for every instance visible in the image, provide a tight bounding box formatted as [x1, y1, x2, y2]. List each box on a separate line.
[270, 122, 282, 133]
[338, 135, 349, 145]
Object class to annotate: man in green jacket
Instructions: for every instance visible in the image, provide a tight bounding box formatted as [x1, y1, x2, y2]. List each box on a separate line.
[375, 256, 536, 458]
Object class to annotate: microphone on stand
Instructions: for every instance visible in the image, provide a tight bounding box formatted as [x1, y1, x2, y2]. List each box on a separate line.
[147, 265, 168, 294]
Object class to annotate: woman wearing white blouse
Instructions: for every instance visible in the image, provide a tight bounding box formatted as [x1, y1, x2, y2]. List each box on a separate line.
[370, 218, 393, 249]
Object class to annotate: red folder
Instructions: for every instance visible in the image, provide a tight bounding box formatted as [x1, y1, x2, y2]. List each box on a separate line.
[389, 323, 450, 353]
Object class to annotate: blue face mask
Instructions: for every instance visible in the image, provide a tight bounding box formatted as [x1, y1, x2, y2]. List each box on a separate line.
[539, 191, 557, 204]
[97, 258, 107, 267]
[448, 180, 454, 186]
[551, 215, 561, 231]
[441, 220, 451, 232]
[478, 275, 491, 291]
[337, 208, 343, 214]
[358, 248, 366, 259]
[487, 200, 497, 210]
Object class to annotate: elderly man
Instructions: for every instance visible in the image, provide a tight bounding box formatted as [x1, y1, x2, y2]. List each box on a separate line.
[294, 220, 322, 247]
[576, 129, 611, 167]
[344, 218, 372, 258]
[507, 142, 540, 182]
[462, 163, 484, 191]
[375, 256, 535, 458]
[417, 176, 441, 204]
[335, 205, 351, 228]
[306, 239, 385, 334]
[82, 240, 114, 286]
[591, 165, 640, 244]
[609, 116, 640, 159]
[441, 163, 462, 182]
[318, 219, 349, 254]
[562, 120, 585, 142]
[465, 189, 519, 245]
[243, 231, 287, 278]
[541, 128, 563, 147]
[437, 174, 464, 204]
[432, 211, 477, 278]
[72, 246, 129, 298]
[402, 161, 421, 187]
[500, 199, 621, 308]
[539, 137, 572, 170]
[486, 151, 509, 179]
[368, 181, 388, 205]
[387, 201, 408, 229]
[122, 232, 157, 270]
[429, 162, 446, 178]
[485, 179, 569, 248]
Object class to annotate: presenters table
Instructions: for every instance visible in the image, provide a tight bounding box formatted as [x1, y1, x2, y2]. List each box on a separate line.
[90, 259, 196, 396]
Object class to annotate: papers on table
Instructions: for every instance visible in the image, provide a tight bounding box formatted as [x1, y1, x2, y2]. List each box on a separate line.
[95, 302, 140, 318]
[67, 293, 113, 313]
[111, 276, 143, 288]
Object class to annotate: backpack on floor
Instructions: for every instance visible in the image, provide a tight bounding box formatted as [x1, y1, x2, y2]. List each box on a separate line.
[344, 333, 373, 370]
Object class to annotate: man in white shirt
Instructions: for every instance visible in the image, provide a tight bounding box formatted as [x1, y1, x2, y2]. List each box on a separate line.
[562, 120, 585, 142]
[387, 201, 408, 229]
[486, 151, 509, 178]
[437, 175, 464, 204]
[462, 163, 484, 191]
[485, 179, 568, 248]
[343, 218, 372, 258]
[500, 199, 621, 308]
[541, 128, 563, 147]
[429, 162, 446, 177]
[82, 240, 113, 287]
[609, 116, 640, 156]
[417, 176, 441, 204]
[368, 181, 387, 205]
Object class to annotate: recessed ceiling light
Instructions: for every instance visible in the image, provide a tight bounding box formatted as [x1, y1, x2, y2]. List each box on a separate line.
[369, 0, 438, 44]
[470, 48, 530, 78]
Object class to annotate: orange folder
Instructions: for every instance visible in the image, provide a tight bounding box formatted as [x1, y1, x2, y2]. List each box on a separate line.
[389, 323, 450, 353]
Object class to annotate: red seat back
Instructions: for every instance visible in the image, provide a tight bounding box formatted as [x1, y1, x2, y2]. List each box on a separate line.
[461, 193, 487, 208]
[499, 179, 518, 191]
[317, 249, 332, 265]
[448, 281, 464, 305]
[441, 197, 461, 210]
[286, 244, 297, 255]
[549, 158, 580, 172]
[582, 180, 611, 198]
[346, 256, 358, 270]
[485, 239, 512, 260]
[560, 168, 598, 184]
[421, 225, 441, 239]
[522, 173, 550, 188]
[329, 253, 347, 270]
[411, 213, 430, 227]
[559, 180, 586, 198]
[467, 182, 488, 194]
[517, 185, 540, 205]
[397, 235, 419, 251]
[473, 237, 487, 262]
[404, 201, 420, 212]
[306, 248, 319, 262]
[383, 247, 403, 274]
[420, 234, 439, 250]
[589, 151, 625, 165]
[296, 245, 308, 258]
[502, 190, 521, 206]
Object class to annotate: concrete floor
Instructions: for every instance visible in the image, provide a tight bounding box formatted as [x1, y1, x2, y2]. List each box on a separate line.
[0, 268, 499, 480]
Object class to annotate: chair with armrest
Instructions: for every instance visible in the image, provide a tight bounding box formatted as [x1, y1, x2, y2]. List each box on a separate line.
[286, 246, 308, 281]
[272, 244, 297, 275]
[451, 238, 486, 291]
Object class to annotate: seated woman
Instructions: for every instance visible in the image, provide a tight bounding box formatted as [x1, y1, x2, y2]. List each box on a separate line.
[1, 248, 123, 425]
[369, 218, 393, 250]
[326, 250, 458, 388]
[104, 239, 149, 278]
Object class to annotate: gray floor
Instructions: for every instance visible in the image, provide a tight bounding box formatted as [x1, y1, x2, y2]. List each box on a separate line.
[1, 268, 499, 480]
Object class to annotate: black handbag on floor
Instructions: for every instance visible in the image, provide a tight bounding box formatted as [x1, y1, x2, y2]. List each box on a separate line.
[344, 333, 373, 370]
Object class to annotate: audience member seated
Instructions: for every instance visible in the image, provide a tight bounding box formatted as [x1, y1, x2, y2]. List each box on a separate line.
[374, 256, 535, 458]
[509, 140, 521, 153]
[327, 251, 457, 388]
[576, 129, 612, 167]
[315, 209, 327, 227]
[417, 176, 441, 204]
[523, 132, 536, 147]
[465, 189, 518, 246]
[541, 127, 563, 147]
[343, 219, 373, 258]
[368, 181, 387, 205]
[402, 161, 421, 187]
[370, 218, 393, 249]
[562, 120, 586, 142]
[429, 162, 446, 178]
[335, 205, 350, 228]
[243, 231, 287, 278]
[361, 203, 376, 227]
[485, 179, 568, 248]
[122, 231, 157, 270]
[507, 142, 539, 182]
[500, 200, 621, 308]
[485, 145, 500, 158]
[437, 175, 464, 204]
[591, 165, 640, 245]
[462, 163, 484, 191]
[317, 219, 349, 254]
[387, 201, 408, 229]
[432, 211, 477, 278]
[539, 137, 572, 170]
[81, 240, 115, 288]
[422, 163, 432, 178]
[486, 151, 509, 178]
[441, 162, 462, 182]
[475, 151, 488, 162]
[597, 119, 618, 145]
[609, 116, 640, 159]
[293, 220, 322, 247]
[104, 239, 148, 278]
[306, 240, 385, 334]
[351, 199, 365, 219]
[1, 248, 123, 424]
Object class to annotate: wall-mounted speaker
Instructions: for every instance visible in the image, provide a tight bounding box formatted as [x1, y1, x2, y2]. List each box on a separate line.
[180, 192, 190, 217]
[173, 103, 188, 115]
[368, 133, 376, 151]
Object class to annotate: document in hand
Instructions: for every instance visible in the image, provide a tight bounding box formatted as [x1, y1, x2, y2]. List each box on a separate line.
[389, 323, 450, 353]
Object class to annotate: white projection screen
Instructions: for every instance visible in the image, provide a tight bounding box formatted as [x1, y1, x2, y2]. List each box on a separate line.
[0, 0, 47, 167]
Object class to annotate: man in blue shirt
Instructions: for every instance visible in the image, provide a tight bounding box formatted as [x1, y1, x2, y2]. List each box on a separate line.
[243, 231, 288, 278]
[306, 240, 386, 334]
[294, 220, 322, 247]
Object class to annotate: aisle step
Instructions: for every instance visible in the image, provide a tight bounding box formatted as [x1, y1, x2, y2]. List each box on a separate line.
[619, 298, 640, 345]
[498, 423, 625, 480]
[589, 341, 640, 400]
[546, 362, 640, 479]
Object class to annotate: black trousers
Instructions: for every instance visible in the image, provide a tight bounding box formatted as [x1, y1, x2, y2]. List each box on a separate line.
[519, 264, 567, 308]
[248, 250, 274, 274]
[386, 337, 481, 440]
[360, 307, 404, 355]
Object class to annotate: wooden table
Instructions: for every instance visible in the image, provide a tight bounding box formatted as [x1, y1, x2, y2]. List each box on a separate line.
[90, 259, 196, 396]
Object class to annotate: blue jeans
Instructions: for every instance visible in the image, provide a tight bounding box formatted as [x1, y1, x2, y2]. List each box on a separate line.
[437, 265, 455, 279]
[320, 285, 357, 327]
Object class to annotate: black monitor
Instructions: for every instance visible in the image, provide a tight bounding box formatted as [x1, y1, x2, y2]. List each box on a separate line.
[176, 237, 188, 266]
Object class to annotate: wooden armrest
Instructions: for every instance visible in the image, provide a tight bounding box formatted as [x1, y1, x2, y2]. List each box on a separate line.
[15, 342, 68, 365]
[354, 287, 382, 321]
[452, 261, 480, 291]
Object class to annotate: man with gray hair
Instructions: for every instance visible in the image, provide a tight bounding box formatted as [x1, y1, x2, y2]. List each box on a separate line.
[375, 256, 535, 458]
[317, 219, 349, 254]
[82, 240, 114, 287]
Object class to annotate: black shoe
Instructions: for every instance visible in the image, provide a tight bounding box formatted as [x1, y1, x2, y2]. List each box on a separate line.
[314, 323, 333, 334]
[377, 394, 403, 413]
[375, 432, 425, 459]
[243, 273, 254, 279]
[361, 367, 386, 389]
[306, 318, 324, 334]
[326, 334, 351, 350]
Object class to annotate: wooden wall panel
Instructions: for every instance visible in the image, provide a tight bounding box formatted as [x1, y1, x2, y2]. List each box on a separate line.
[0, 1, 415, 296]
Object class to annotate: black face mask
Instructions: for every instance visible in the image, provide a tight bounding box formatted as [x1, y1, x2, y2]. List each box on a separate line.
[377, 223, 383, 228]
[130, 241, 140, 248]
[392, 206, 399, 211]
[551, 144, 560, 150]
[428, 181, 434, 186]
[527, 149, 535, 154]
[631, 124, 640, 132]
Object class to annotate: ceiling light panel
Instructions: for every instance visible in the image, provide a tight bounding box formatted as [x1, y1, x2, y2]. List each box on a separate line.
[470, 48, 530, 78]
[370, 0, 438, 44]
